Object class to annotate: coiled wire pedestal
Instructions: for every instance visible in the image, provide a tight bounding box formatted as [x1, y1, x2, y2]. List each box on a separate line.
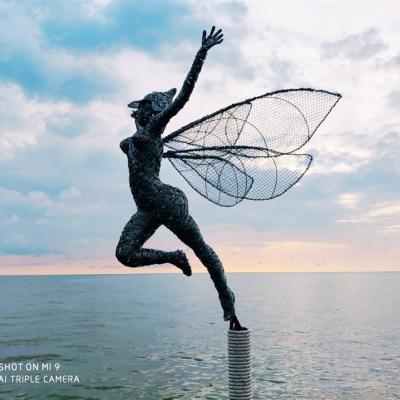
[227, 329, 252, 400]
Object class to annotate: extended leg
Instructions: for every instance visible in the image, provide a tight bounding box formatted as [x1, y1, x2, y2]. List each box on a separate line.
[165, 215, 236, 321]
[116, 209, 190, 274]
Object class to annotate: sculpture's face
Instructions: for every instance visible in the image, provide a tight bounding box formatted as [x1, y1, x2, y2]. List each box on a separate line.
[131, 100, 156, 127]
[129, 89, 176, 128]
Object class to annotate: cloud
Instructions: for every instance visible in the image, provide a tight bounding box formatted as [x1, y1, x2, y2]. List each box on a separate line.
[39, 0, 202, 52]
[0, 187, 25, 204]
[0, 0, 207, 102]
[309, 131, 374, 174]
[265, 241, 351, 252]
[0, 3, 110, 102]
[25, 187, 105, 216]
[58, 186, 81, 200]
[337, 193, 362, 208]
[0, 83, 47, 160]
[372, 131, 400, 173]
[379, 224, 400, 235]
[0, 81, 128, 160]
[388, 54, 400, 67]
[0, 184, 120, 256]
[4, 213, 20, 225]
[338, 200, 400, 234]
[321, 28, 385, 60]
[365, 201, 400, 218]
[387, 90, 400, 108]
[338, 218, 371, 224]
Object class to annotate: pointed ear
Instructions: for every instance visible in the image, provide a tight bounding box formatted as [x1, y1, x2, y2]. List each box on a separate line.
[127, 100, 141, 108]
[168, 88, 177, 97]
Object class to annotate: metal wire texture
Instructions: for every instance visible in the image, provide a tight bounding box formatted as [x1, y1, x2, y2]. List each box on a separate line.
[163, 88, 341, 207]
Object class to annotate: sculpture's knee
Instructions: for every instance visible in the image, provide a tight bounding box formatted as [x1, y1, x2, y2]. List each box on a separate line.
[115, 244, 140, 267]
[115, 245, 128, 266]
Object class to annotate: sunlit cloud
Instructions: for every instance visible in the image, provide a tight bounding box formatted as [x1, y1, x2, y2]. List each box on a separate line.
[337, 193, 363, 208]
[379, 224, 400, 235]
[338, 200, 400, 237]
[365, 201, 400, 218]
[264, 241, 351, 251]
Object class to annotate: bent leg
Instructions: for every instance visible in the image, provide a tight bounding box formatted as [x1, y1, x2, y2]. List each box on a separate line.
[165, 215, 236, 320]
[116, 210, 176, 268]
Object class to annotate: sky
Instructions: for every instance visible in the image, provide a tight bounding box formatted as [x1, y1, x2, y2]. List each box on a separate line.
[0, 0, 399, 275]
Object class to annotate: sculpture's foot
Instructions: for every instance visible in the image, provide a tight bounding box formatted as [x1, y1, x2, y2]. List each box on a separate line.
[172, 250, 192, 276]
[229, 315, 248, 331]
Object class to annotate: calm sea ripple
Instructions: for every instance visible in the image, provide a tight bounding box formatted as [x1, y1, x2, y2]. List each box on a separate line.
[0, 273, 399, 399]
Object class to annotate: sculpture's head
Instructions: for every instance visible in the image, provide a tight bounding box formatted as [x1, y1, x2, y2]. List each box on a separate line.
[128, 88, 177, 127]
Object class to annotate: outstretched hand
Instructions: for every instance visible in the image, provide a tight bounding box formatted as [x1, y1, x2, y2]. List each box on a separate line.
[201, 26, 223, 50]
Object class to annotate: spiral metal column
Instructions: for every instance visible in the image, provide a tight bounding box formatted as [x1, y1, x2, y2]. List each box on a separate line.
[227, 329, 252, 400]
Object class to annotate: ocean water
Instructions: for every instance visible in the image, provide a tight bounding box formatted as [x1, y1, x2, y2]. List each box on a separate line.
[0, 272, 399, 400]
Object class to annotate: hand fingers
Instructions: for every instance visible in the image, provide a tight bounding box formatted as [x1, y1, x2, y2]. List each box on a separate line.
[215, 38, 223, 45]
[215, 28, 222, 36]
[209, 25, 215, 36]
[202, 30, 206, 43]
[214, 33, 223, 42]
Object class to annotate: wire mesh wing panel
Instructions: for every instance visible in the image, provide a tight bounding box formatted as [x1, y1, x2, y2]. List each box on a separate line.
[165, 103, 252, 152]
[167, 148, 312, 206]
[164, 88, 341, 154]
[220, 148, 313, 200]
[168, 152, 254, 207]
[163, 88, 341, 207]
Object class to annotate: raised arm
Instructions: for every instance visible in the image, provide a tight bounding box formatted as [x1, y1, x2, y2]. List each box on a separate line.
[150, 27, 224, 131]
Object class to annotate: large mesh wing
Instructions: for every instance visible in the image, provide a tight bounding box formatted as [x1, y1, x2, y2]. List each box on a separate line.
[163, 88, 341, 207]
[167, 151, 253, 207]
[165, 148, 312, 207]
[229, 149, 312, 200]
[165, 103, 252, 152]
[163, 88, 341, 154]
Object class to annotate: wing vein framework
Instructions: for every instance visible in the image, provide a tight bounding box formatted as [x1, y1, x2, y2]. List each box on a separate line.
[163, 88, 340, 206]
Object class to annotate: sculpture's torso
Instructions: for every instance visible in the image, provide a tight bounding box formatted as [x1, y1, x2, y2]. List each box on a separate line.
[120, 129, 188, 222]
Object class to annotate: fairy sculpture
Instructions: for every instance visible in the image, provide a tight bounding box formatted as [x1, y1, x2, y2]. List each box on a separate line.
[115, 27, 341, 330]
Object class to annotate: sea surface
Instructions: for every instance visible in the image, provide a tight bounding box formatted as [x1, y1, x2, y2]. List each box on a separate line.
[0, 272, 399, 400]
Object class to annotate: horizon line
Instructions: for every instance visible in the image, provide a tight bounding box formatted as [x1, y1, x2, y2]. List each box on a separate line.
[1, 270, 399, 277]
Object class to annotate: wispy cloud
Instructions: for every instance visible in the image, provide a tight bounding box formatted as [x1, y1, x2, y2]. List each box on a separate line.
[337, 193, 362, 208]
[338, 200, 400, 236]
[265, 241, 351, 251]
[379, 224, 400, 235]
[4, 213, 20, 225]
[365, 201, 400, 218]
[321, 29, 385, 60]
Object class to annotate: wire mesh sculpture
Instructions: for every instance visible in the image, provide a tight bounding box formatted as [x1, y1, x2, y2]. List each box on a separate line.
[115, 27, 341, 330]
